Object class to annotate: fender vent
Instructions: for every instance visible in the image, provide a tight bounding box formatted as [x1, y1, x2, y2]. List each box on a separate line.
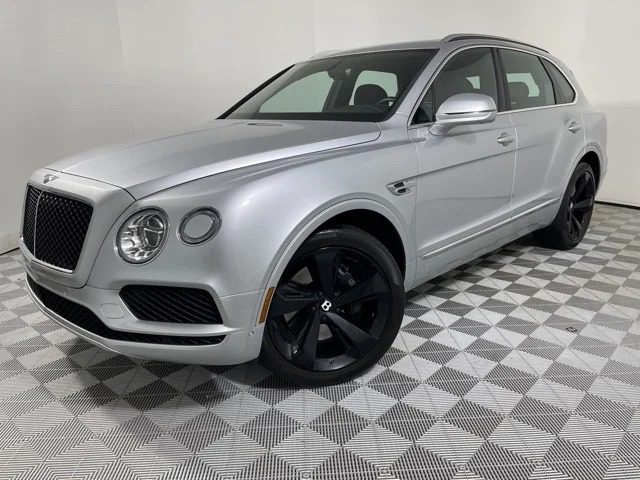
[387, 179, 416, 196]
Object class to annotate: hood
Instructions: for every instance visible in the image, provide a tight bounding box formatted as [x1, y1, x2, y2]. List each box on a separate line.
[49, 120, 381, 199]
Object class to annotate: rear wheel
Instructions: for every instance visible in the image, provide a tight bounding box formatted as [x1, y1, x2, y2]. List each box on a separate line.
[534, 162, 596, 250]
[261, 226, 405, 386]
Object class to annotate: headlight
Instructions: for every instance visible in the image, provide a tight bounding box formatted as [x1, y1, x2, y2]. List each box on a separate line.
[117, 209, 168, 264]
[179, 208, 221, 245]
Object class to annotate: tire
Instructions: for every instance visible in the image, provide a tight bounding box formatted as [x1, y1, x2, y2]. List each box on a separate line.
[260, 226, 405, 386]
[534, 162, 596, 250]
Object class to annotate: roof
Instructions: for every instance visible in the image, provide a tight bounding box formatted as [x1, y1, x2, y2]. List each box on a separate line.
[312, 34, 548, 60]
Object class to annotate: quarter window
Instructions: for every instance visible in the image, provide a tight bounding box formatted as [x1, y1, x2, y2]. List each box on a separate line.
[500, 49, 555, 110]
[413, 48, 498, 124]
[541, 58, 576, 104]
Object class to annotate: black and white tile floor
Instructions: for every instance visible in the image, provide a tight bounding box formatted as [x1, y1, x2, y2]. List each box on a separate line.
[1, 204, 639, 480]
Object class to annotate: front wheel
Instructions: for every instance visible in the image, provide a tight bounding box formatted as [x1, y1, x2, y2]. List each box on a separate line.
[534, 162, 596, 250]
[261, 226, 405, 386]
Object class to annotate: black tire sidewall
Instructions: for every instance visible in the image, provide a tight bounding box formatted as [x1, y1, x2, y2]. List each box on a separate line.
[260, 226, 405, 386]
[535, 162, 595, 250]
[557, 162, 595, 248]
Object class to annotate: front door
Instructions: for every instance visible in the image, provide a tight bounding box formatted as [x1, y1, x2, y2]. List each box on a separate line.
[409, 47, 516, 273]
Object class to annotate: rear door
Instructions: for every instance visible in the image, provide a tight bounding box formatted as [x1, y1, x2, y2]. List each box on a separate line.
[499, 48, 584, 219]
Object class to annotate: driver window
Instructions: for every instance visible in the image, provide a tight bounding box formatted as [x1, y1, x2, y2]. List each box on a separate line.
[349, 70, 399, 106]
[413, 48, 498, 124]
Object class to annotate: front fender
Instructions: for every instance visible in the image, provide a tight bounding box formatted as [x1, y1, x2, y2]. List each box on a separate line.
[88, 135, 418, 305]
[259, 196, 415, 319]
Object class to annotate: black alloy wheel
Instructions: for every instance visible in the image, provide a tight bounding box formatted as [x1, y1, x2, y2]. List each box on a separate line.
[566, 168, 595, 242]
[261, 226, 405, 386]
[534, 162, 596, 250]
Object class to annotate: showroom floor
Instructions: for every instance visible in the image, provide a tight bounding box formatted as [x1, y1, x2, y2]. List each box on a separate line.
[1, 204, 639, 480]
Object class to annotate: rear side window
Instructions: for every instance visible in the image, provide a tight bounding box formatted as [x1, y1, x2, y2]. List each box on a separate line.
[541, 58, 576, 104]
[500, 49, 555, 110]
[413, 47, 498, 124]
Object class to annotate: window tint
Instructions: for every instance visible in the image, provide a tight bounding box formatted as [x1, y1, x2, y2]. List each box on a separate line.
[500, 50, 555, 110]
[260, 72, 333, 113]
[413, 48, 497, 124]
[541, 58, 576, 104]
[349, 70, 398, 105]
[226, 50, 433, 122]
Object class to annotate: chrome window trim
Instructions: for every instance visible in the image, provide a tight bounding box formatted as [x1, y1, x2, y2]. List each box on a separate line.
[407, 44, 579, 129]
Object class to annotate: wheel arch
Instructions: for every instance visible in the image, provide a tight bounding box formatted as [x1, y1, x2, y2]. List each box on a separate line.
[563, 146, 603, 196]
[257, 199, 414, 326]
[580, 148, 602, 190]
[314, 209, 407, 278]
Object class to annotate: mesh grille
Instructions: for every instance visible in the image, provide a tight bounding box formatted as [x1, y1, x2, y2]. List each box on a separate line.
[120, 285, 223, 324]
[22, 185, 93, 271]
[22, 186, 40, 253]
[27, 275, 224, 346]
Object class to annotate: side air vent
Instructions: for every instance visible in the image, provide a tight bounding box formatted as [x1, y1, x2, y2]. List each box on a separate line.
[387, 179, 416, 196]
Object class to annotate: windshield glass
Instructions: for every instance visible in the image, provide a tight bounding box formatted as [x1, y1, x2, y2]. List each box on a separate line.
[224, 49, 434, 122]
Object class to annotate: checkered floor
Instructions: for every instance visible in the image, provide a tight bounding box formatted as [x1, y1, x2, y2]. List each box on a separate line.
[1, 204, 639, 480]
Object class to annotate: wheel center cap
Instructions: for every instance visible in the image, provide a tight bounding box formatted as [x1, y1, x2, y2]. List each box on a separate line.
[320, 299, 332, 312]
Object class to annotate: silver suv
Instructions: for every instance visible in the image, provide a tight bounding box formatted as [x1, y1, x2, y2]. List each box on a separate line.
[21, 34, 607, 385]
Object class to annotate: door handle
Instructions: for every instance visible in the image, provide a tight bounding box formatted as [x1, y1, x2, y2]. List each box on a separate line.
[568, 121, 582, 133]
[497, 133, 515, 146]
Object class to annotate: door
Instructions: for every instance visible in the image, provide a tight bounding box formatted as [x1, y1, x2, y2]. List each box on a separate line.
[499, 48, 585, 219]
[409, 47, 517, 262]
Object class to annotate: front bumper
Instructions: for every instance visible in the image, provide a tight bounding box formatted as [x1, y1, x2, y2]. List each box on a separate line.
[25, 264, 265, 365]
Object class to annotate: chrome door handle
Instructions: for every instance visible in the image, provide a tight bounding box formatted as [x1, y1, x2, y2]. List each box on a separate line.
[568, 121, 582, 133]
[497, 133, 515, 146]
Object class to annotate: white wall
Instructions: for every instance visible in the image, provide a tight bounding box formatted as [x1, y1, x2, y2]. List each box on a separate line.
[1, 0, 638, 253]
[312, 0, 640, 208]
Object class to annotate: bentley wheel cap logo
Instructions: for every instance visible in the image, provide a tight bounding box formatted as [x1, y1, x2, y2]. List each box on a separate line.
[320, 300, 332, 312]
[43, 174, 58, 184]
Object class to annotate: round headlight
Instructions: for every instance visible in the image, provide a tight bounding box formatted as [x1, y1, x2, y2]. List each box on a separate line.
[117, 209, 168, 264]
[179, 208, 221, 245]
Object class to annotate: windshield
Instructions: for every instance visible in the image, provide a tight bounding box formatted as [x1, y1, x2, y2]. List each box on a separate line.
[223, 49, 434, 122]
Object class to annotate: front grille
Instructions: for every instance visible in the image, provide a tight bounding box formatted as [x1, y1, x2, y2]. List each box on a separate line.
[120, 285, 223, 324]
[22, 185, 93, 271]
[27, 276, 225, 346]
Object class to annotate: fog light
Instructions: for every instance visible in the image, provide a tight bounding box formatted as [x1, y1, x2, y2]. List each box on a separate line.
[179, 208, 221, 245]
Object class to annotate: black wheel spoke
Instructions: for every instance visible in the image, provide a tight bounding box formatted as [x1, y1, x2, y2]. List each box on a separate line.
[571, 213, 581, 235]
[334, 271, 387, 307]
[291, 311, 321, 369]
[308, 250, 338, 295]
[267, 244, 393, 373]
[270, 284, 318, 316]
[574, 174, 589, 198]
[288, 308, 312, 336]
[573, 196, 594, 211]
[324, 312, 377, 354]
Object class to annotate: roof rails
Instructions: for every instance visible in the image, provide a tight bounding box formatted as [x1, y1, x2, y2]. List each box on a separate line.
[442, 34, 549, 53]
[311, 50, 343, 59]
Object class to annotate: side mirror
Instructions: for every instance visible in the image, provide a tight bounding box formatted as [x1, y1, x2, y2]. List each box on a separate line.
[429, 93, 497, 135]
